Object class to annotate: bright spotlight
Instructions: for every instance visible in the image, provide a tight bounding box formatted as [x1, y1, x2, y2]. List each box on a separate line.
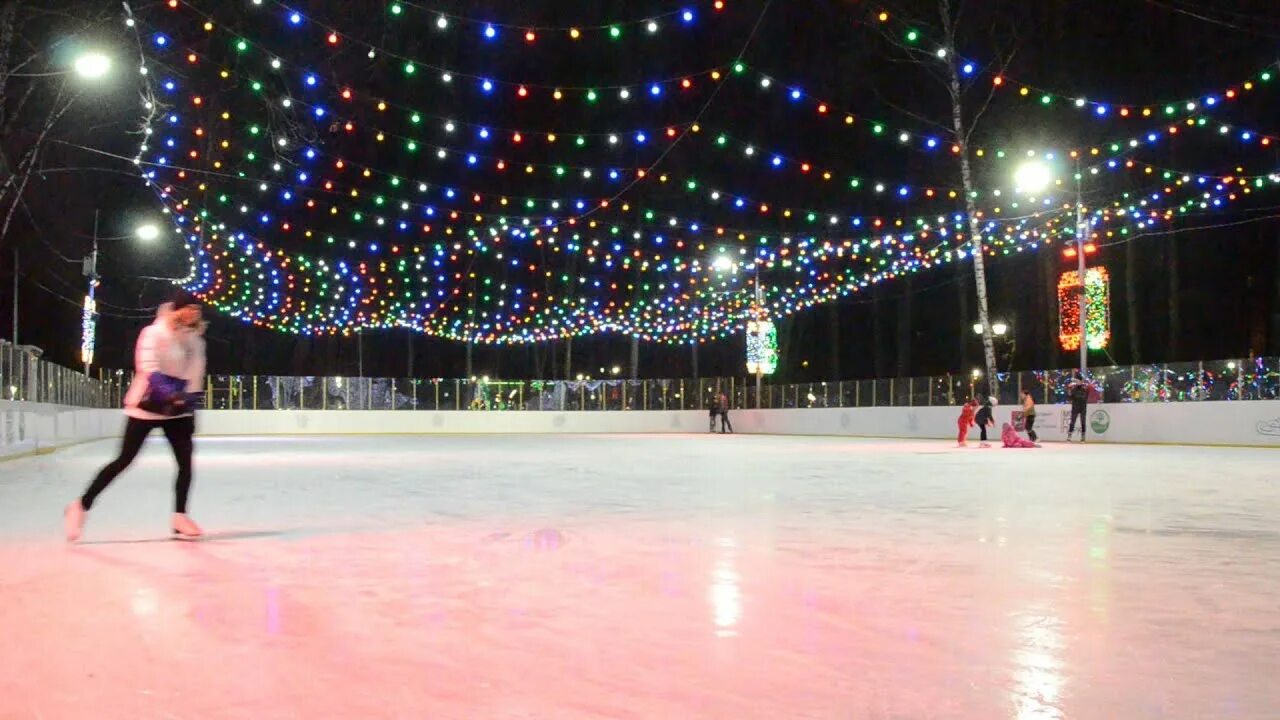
[135, 223, 162, 241]
[1013, 161, 1053, 194]
[73, 51, 112, 80]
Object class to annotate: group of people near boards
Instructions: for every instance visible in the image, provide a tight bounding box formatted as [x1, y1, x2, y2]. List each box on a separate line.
[957, 373, 1095, 448]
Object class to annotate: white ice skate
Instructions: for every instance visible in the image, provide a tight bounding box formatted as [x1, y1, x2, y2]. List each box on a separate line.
[172, 513, 204, 540]
[64, 501, 86, 543]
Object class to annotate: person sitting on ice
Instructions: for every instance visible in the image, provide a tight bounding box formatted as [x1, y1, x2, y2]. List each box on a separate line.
[956, 397, 978, 447]
[1001, 422, 1040, 449]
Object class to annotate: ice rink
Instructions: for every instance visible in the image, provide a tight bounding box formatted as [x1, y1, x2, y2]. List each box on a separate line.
[2, 433, 1278, 719]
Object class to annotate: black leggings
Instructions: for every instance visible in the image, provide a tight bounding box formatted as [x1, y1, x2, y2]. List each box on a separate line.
[720, 411, 733, 433]
[1025, 415, 1038, 442]
[1069, 403, 1087, 437]
[82, 416, 195, 513]
[979, 423, 989, 442]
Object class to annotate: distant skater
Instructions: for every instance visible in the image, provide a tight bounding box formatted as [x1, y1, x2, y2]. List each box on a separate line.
[64, 291, 207, 542]
[1067, 372, 1090, 442]
[717, 392, 734, 434]
[956, 397, 978, 447]
[1020, 390, 1039, 444]
[974, 397, 995, 448]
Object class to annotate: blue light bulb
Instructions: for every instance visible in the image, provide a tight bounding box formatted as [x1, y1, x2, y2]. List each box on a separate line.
[289, 12, 302, 25]
[682, 9, 695, 23]
[484, 25, 497, 39]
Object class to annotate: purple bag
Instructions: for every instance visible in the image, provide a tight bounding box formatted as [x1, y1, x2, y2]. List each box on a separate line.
[137, 372, 190, 416]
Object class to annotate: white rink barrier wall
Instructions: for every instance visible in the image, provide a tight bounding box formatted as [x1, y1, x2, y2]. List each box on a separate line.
[5, 400, 1277, 452]
[198, 409, 713, 436]
[0, 401, 118, 460]
[728, 400, 1280, 447]
[194, 400, 1280, 447]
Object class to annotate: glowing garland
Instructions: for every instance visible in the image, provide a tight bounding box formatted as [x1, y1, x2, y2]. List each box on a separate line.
[171, 0, 735, 95]
[147, 10, 1278, 167]
[281, 0, 728, 43]
[868, 7, 1278, 120]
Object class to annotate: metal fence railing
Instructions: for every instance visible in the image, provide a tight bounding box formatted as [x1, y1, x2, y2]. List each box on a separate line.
[155, 356, 1280, 411]
[3, 341, 1278, 412]
[0, 340, 124, 408]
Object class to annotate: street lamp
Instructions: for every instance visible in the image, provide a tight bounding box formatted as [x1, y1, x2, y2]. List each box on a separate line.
[1013, 160, 1090, 376]
[1013, 161, 1053, 195]
[135, 223, 162, 241]
[72, 51, 112, 80]
[972, 321, 1008, 336]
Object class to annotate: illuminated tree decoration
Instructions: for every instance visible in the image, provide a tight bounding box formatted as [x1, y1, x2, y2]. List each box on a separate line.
[1058, 267, 1111, 351]
[746, 314, 779, 375]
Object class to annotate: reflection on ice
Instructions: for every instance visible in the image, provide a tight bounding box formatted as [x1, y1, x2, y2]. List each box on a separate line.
[710, 536, 741, 637]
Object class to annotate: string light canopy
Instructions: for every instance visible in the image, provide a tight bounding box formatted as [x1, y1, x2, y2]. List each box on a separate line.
[130, 0, 1280, 345]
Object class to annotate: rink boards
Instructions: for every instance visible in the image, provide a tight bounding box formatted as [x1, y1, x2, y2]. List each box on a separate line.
[4, 398, 1279, 458]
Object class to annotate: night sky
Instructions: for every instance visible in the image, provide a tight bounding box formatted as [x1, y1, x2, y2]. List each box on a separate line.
[3, 0, 1279, 382]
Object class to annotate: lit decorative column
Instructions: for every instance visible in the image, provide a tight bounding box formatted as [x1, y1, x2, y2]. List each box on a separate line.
[1058, 266, 1111, 353]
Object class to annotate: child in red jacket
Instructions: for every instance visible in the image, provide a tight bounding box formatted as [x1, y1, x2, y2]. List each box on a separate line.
[956, 398, 978, 447]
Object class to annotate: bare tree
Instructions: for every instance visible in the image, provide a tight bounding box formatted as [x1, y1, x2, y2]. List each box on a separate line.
[872, 0, 1021, 397]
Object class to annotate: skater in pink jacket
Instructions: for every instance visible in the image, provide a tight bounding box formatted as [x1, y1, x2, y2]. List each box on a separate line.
[1001, 422, 1039, 449]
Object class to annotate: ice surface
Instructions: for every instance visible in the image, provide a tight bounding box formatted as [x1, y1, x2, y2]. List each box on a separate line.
[1, 433, 1279, 719]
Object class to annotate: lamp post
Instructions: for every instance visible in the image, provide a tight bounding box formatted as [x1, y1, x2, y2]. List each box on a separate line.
[80, 217, 165, 375]
[8, 49, 114, 355]
[1014, 160, 1090, 375]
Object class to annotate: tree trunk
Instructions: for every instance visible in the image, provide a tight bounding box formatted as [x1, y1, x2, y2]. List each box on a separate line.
[1126, 235, 1141, 363]
[1271, 235, 1280, 355]
[1043, 248, 1059, 369]
[465, 340, 473, 378]
[563, 336, 572, 379]
[691, 341, 699, 379]
[896, 277, 913, 377]
[956, 261, 970, 370]
[828, 302, 841, 379]
[629, 336, 639, 379]
[937, 0, 999, 395]
[1167, 241, 1180, 360]
[406, 330, 414, 377]
[871, 285, 885, 376]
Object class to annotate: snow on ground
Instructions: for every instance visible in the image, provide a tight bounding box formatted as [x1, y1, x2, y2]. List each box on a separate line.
[1, 434, 1278, 719]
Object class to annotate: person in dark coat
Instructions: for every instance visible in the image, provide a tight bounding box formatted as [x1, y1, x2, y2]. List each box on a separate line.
[974, 397, 995, 447]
